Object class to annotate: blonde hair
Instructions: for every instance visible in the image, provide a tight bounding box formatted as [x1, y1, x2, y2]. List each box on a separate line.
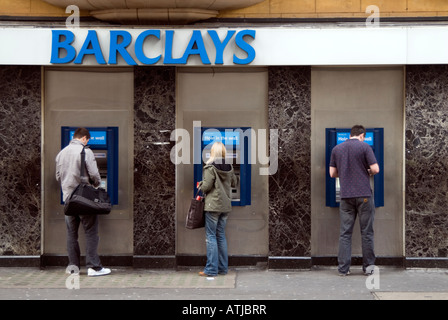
[206, 141, 227, 165]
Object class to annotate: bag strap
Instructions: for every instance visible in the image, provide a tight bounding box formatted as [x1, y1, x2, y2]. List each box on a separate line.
[80, 146, 89, 183]
[195, 186, 206, 199]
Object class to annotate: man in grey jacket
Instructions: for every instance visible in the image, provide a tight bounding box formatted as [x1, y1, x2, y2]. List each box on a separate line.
[56, 127, 111, 277]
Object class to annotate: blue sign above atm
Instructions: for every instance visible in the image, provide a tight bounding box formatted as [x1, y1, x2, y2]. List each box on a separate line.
[70, 130, 107, 146]
[50, 29, 256, 66]
[203, 131, 240, 146]
[336, 132, 374, 146]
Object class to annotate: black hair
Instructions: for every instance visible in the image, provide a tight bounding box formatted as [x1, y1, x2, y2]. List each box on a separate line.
[350, 125, 366, 137]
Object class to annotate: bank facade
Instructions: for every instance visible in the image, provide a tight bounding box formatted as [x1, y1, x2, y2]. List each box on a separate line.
[0, 0, 447, 269]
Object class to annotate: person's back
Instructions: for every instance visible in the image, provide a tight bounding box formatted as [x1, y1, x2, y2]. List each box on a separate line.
[330, 138, 376, 199]
[201, 161, 238, 213]
[56, 139, 101, 202]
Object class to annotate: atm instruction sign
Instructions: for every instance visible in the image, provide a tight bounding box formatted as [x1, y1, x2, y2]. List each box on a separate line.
[337, 132, 374, 146]
[70, 130, 107, 146]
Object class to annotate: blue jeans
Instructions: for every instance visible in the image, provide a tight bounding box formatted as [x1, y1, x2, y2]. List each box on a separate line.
[338, 197, 375, 274]
[204, 211, 229, 276]
[65, 215, 103, 270]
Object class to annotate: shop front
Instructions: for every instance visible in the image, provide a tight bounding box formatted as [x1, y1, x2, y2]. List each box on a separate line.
[1, 24, 447, 268]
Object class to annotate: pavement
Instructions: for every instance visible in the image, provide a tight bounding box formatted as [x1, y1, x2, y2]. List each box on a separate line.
[0, 265, 447, 301]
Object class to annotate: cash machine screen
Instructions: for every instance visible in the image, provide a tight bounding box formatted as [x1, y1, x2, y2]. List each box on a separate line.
[93, 151, 108, 190]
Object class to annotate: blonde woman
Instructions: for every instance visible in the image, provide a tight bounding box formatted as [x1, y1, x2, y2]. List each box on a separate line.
[198, 141, 238, 277]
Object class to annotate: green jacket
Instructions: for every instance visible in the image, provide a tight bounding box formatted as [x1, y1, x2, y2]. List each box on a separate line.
[199, 163, 238, 213]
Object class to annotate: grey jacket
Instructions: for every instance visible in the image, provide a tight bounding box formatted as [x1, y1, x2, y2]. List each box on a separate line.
[56, 139, 101, 202]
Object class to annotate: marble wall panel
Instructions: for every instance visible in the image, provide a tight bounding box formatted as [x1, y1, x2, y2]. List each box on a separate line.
[133, 67, 176, 256]
[405, 65, 448, 258]
[0, 66, 41, 256]
[268, 67, 312, 256]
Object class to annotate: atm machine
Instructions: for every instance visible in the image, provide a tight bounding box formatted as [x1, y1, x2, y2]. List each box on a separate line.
[194, 127, 251, 206]
[61, 127, 119, 205]
[325, 128, 384, 208]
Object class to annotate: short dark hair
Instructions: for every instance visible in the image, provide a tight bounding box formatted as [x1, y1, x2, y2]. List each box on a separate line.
[350, 125, 366, 137]
[73, 127, 91, 140]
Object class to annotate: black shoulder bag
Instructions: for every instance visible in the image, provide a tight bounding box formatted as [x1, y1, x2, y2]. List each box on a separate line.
[185, 188, 205, 229]
[64, 146, 112, 216]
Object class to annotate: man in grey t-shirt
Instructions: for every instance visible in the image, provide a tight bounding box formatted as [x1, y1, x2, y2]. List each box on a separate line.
[329, 125, 380, 276]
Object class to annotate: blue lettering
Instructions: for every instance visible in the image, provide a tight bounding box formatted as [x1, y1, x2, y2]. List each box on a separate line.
[50, 29, 257, 66]
[50, 30, 76, 64]
[109, 30, 137, 65]
[180, 30, 211, 65]
[208, 30, 236, 65]
[164, 30, 211, 65]
[234, 30, 256, 65]
[164, 30, 184, 64]
[74, 30, 106, 65]
[135, 30, 162, 65]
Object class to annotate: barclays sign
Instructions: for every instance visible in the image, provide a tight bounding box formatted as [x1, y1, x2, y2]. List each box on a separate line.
[1, 26, 443, 66]
[50, 29, 256, 66]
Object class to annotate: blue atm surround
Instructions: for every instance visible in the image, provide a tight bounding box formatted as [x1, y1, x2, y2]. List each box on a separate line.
[61, 127, 119, 205]
[194, 127, 251, 206]
[325, 128, 384, 208]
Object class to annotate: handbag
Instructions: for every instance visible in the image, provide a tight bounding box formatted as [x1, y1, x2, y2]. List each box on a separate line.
[64, 146, 112, 216]
[185, 189, 205, 229]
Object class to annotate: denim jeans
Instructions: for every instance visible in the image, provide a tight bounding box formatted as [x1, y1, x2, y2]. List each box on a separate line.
[65, 215, 103, 270]
[338, 197, 375, 274]
[204, 211, 229, 276]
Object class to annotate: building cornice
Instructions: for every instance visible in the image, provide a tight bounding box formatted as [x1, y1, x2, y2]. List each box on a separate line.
[41, 0, 265, 24]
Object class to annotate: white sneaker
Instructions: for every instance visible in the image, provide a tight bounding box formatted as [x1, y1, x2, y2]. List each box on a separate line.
[87, 267, 111, 277]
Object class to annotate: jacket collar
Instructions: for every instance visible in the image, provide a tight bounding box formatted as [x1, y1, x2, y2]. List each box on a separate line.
[70, 139, 86, 147]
